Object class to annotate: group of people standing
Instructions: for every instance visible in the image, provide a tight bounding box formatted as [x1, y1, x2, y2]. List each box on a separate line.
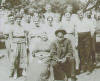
[0, 3, 99, 81]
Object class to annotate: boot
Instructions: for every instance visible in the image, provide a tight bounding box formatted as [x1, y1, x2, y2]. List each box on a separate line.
[71, 78, 76, 81]
[17, 68, 23, 77]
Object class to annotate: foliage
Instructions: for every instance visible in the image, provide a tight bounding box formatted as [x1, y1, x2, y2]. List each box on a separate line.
[2, 0, 100, 13]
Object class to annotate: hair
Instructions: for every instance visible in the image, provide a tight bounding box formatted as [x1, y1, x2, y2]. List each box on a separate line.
[15, 13, 23, 20]
[15, 17, 22, 21]
[8, 14, 14, 17]
[77, 9, 83, 13]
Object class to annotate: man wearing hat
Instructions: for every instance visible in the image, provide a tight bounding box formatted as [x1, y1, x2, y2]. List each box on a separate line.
[50, 28, 76, 81]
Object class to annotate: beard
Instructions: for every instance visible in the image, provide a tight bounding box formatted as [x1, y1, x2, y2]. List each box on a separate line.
[57, 37, 64, 42]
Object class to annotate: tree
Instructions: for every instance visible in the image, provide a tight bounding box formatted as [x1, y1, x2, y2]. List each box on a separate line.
[82, 0, 100, 12]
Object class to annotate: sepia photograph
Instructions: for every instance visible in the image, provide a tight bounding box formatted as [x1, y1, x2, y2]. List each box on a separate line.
[0, 0, 100, 81]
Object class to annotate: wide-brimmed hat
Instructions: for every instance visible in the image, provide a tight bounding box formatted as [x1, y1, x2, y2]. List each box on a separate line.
[55, 28, 67, 36]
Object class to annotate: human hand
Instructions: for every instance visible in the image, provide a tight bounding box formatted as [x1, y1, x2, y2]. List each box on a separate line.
[58, 58, 66, 63]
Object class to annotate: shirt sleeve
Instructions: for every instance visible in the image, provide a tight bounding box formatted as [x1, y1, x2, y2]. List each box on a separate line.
[74, 25, 78, 47]
[50, 42, 57, 56]
[90, 20, 96, 36]
[3, 24, 9, 35]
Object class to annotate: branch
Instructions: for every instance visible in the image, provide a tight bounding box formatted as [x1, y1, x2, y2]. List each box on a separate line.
[83, 0, 91, 11]
[84, 0, 100, 12]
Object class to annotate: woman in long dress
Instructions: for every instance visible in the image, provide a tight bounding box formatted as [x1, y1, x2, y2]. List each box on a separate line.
[26, 32, 51, 81]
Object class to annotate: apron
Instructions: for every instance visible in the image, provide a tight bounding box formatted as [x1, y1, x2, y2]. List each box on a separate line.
[27, 52, 50, 81]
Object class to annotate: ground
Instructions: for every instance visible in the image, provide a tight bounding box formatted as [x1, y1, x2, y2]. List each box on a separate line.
[0, 49, 100, 81]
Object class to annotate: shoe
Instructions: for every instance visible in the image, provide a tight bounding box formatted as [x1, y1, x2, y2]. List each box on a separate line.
[22, 70, 27, 76]
[76, 70, 80, 75]
[13, 74, 17, 80]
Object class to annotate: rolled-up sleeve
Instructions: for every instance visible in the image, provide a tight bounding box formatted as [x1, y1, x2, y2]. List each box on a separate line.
[50, 42, 57, 56]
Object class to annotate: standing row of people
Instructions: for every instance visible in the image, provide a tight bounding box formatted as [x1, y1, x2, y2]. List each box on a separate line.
[0, 4, 98, 81]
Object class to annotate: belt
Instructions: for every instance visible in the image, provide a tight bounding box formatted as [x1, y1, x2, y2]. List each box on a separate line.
[31, 36, 36, 38]
[78, 32, 90, 34]
[13, 36, 25, 38]
[67, 33, 73, 35]
[12, 40, 26, 43]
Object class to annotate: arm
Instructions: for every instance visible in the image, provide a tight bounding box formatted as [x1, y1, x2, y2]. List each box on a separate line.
[74, 24, 78, 48]
[90, 21, 96, 37]
[50, 42, 59, 61]
[88, 19, 96, 37]
[50, 42, 57, 57]
[60, 39, 73, 63]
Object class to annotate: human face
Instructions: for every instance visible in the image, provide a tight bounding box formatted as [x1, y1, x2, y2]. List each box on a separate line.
[34, 13, 39, 17]
[41, 35, 48, 41]
[77, 10, 84, 19]
[98, 15, 100, 20]
[34, 20, 40, 27]
[8, 16, 14, 24]
[66, 5, 73, 13]
[96, 13, 100, 20]
[16, 17, 22, 25]
[45, 4, 51, 12]
[47, 16, 53, 26]
[65, 13, 71, 21]
[86, 11, 91, 18]
[56, 32, 64, 41]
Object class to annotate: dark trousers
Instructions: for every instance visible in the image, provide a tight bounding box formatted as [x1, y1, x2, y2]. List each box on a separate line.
[78, 32, 92, 71]
[53, 57, 76, 80]
[11, 43, 23, 77]
[91, 34, 96, 64]
[11, 53, 23, 77]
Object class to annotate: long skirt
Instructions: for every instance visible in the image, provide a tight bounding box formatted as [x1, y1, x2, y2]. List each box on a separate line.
[78, 32, 92, 70]
[26, 52, 50, 81]
[91, 34, 96, 64]
[53, 58, 75, 80]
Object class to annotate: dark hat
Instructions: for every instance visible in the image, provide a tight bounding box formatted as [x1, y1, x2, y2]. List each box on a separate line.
[55, 28, 67, 36]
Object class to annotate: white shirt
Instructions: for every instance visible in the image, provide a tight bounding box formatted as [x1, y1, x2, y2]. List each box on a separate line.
[61, 19, 75, 34]
[96, 20, 100, 30]
[84, 17, 96, 35]
[12, 24, 25, 37]
[44, 12, 60, 24]
[22, 21, 33, 32]
[28, 23, 44, 41]
[75, 18, 91, 33]
[40, 23, 56, 42]
[3, 22, 14, 35]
